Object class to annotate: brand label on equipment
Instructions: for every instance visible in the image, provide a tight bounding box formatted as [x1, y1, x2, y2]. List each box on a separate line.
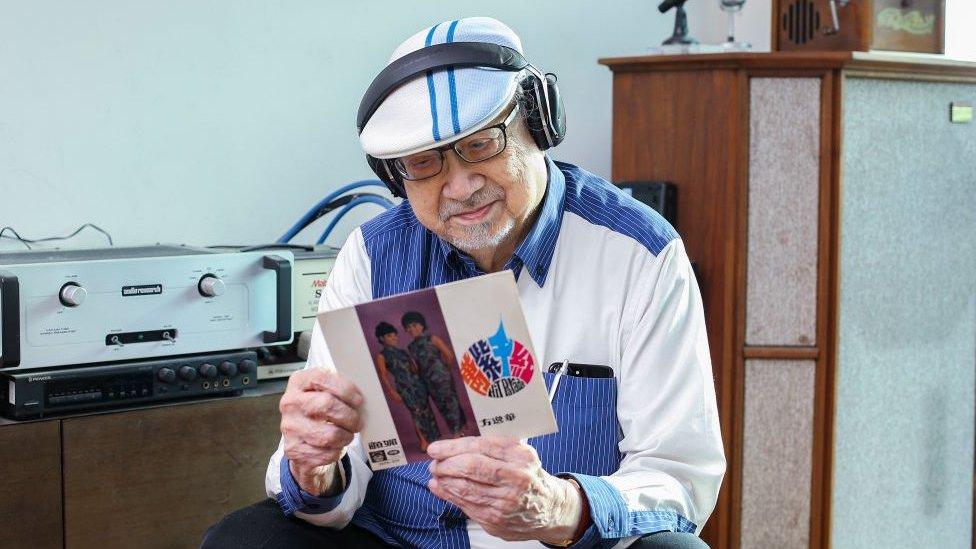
[122, 284, 163, 297]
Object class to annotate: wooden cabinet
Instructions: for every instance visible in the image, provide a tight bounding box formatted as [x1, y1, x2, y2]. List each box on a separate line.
[0, 421, 62, 549]
[0, 384, 284, 549]
[600, 51, 976, 549]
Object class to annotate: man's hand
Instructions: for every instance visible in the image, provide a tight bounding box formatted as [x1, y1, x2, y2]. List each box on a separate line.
[426, 436, 587, 544]
[279, 368, 364, 495]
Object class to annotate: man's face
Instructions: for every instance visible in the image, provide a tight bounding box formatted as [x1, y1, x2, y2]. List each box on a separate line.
[404, 322, 424, 337]
[401, 112, 547, 252]
[380, 332, 399, 346]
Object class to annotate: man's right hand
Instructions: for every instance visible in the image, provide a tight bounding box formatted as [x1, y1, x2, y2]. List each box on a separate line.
[279, 368, 364, 495]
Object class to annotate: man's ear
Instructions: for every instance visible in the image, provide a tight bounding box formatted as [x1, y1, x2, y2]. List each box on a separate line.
[511, 116, 544, 162]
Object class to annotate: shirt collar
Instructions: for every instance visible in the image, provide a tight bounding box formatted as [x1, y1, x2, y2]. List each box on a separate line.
[435, 156, 566, 287]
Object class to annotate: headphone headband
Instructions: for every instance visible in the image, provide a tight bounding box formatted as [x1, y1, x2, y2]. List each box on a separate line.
[356, 42, 529, 133]
[359, 39, 565, 198]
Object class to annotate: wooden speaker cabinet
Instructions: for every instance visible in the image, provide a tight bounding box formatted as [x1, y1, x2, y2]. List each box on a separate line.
[0, 383, 286, 549]
[600, 51, 976, 549]
[772, 0, 945, 53]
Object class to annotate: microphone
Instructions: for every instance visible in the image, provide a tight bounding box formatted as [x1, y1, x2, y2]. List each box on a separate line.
[658, 0, 686, 13]
[658, 0, 696, 45]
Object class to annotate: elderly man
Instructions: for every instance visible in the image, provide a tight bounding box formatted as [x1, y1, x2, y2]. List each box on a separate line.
[204, 16, 724, 549]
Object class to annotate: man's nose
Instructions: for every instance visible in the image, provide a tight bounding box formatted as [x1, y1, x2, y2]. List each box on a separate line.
[440, 151, 486, 201]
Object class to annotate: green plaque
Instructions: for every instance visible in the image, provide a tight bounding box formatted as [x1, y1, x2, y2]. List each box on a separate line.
[950, 102, 973, 124]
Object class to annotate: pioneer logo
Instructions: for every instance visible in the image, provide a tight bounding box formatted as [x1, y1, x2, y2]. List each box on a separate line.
[122, 284, 163, 297]
[28, 375, 53, 383]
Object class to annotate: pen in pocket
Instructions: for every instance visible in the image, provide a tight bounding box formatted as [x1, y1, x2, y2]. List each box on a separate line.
[547, 359, 569, 403]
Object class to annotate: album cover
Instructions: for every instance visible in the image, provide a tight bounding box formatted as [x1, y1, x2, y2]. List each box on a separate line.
[318, 271, 557, 470]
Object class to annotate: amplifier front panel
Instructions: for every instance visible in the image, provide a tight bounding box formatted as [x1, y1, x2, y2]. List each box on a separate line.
[3, 250, 292, 369]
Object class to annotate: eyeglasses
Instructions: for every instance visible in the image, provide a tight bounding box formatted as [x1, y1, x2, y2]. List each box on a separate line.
[390, 104, 520, 181]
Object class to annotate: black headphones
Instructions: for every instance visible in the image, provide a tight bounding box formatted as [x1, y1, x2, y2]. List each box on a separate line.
[357, 41, 566, 197]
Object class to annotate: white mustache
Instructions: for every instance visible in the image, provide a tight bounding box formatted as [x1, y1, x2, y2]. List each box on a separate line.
[439, 186, 505, 221]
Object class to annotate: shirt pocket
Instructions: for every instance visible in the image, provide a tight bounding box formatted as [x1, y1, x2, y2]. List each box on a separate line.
[528, 371, 623, 477]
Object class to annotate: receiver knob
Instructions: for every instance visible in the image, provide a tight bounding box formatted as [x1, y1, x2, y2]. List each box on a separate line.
[219, 361, 238, 376]
[178, 365, 198, 381]
[199, 363, 218, 379]
[198, 274, 225, 297]
[59, 282, 87, 307]
[239, 359, 257, 374]
[157, 367, 176, 384]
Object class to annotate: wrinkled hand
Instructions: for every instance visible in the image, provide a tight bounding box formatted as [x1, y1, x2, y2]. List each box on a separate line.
[279, 368, 363, 494]
[426, 436, 584, 543]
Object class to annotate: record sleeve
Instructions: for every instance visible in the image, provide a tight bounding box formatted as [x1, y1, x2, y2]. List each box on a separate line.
[318, 271, 557, 470]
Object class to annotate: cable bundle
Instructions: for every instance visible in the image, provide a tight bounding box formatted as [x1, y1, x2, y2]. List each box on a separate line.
[277, 180, 395, 245]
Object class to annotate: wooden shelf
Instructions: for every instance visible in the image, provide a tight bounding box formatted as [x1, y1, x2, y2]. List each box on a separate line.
[599, 51, 976, 83]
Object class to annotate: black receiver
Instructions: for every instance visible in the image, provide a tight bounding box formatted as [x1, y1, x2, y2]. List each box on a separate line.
[1, 350, 259, 419]
[357, 41, 566, 197]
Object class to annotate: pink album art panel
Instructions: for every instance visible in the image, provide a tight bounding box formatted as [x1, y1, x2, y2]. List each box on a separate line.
[355, 287, 478, 463]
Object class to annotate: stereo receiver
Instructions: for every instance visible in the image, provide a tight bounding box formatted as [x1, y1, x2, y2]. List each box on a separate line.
[1, 350, 258, 419]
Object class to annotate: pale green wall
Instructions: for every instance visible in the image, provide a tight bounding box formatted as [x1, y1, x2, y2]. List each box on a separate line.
[0, 1, 672, 248]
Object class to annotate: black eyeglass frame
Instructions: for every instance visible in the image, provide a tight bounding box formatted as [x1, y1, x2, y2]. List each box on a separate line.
[386, 104, 521, 182]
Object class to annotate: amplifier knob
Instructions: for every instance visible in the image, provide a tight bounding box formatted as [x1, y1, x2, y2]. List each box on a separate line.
[219, 361, 238, 376]
[198, 274, 226, 298]
[59, 282, 87, 307]
[199, 363, 218, 379]
[178, 365, 198, 381]
[157, 367, 176, 384]
[239, 359, 257, 374]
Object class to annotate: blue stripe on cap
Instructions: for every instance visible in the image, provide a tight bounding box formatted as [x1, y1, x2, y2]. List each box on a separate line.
[445, 20, 461, 135]
[424, 23, 441, 141]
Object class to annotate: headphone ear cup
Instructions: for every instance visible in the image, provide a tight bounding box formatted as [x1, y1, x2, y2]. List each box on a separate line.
[518, 73, 565, 151]
[543, 73, 566, 147]
[518, 76, 549, 150]
[366, 155, 406, 198]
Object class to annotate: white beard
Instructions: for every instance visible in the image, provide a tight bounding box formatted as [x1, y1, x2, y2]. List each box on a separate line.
[449, 216, 516, 251]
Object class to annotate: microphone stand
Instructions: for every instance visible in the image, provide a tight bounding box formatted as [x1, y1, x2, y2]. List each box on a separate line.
[659, 0, 697, 45]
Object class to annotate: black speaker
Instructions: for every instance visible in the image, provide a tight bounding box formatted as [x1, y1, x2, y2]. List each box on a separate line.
[615, 181, 677, 226]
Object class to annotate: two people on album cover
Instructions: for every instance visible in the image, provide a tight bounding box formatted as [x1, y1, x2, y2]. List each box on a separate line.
[373, 311, 468, 451]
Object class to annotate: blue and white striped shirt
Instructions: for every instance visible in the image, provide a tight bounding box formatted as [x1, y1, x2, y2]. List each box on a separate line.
[267, 158, 726, 548]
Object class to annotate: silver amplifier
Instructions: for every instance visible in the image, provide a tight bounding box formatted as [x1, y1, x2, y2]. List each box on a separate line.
[0, 245, 293, 370]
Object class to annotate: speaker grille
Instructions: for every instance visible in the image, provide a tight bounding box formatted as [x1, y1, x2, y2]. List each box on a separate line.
[782, 0, 821, 44]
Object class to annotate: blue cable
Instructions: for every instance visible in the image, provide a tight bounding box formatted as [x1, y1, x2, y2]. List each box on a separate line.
[316, 195, 393, 245]
[277, 179, 389, 243]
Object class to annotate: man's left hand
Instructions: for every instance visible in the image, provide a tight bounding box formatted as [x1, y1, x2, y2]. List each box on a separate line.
[426, 436, 587, 544]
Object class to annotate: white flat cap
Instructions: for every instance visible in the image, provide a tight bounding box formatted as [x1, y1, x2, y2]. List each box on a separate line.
[359, 17, 524, 159]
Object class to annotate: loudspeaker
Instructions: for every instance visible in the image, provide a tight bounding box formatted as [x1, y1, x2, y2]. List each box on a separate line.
[615, 181, 677, 226]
